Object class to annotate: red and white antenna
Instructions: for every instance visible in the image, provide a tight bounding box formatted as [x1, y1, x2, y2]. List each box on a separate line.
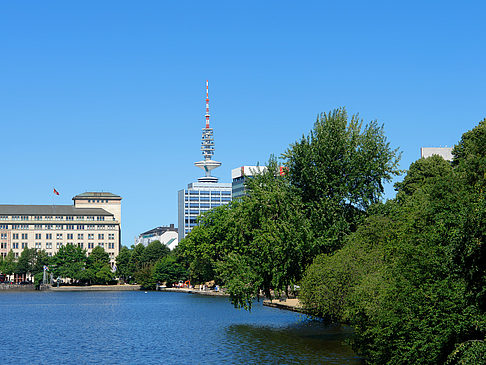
[205, 80, 210, 129]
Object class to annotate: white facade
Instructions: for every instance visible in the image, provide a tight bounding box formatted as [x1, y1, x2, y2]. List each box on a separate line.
[135, 225, 179, 250]
[420, 147, 453, 161]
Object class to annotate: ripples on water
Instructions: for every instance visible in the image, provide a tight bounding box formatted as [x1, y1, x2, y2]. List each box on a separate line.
[0, 291, 360, 364]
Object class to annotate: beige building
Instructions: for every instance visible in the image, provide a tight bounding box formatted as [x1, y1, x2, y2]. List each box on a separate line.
[0, 192, 121, 264]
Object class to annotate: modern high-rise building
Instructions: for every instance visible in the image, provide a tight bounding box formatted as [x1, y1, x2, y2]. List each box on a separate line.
[178, 81, 232, 241]
[231, 165, 267, 199]
[0, 192, 122, 265]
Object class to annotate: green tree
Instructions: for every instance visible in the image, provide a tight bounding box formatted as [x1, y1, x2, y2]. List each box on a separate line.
[141, 240, 170, 265]
[86, 246, 114, 284]
[116, 246, 132, 282]
[0, 250, 17, 277]
[152, 255, 186, 287]
[52, 245, 87, 281]
[283, 107, 401, 253]
[129, 243, 145, 273]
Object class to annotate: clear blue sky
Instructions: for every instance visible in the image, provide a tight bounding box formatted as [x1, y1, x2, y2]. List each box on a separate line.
[1, 1, 485, 245]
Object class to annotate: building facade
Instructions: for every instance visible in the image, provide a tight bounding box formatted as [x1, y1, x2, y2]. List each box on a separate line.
[231, 165, 267, 199]
[420, 147, 453, 161]
[178, 182, 232, 241]
[0, 192, 121, 264]
[135, 224, 178, 250]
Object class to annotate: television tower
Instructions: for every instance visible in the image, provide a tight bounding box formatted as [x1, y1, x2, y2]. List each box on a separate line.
[194, 80, 221, 182]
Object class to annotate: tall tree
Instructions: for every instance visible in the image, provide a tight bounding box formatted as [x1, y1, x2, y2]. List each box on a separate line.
[283, 107, 401, 252]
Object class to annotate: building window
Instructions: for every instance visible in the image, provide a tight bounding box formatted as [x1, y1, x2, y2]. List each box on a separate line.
[35, 242, 41, 249]
[35, 233, 41, 239]
[45, 216, 53, 220]
[67, 234, 73, 240]
[87, 216, 94, 221]
[13, 242, 19, 249]
[1, 242, 7, 249]
[76, 216, 84, 220]
[66, 225, 74, 230]
[78, 233, 84, 239]
[21, 225, 29, 230]
[56, 242, 63, 249]
[88, 242, 94, 249]
[34, 224, 42, 229]
[46, 233, 52, 240]
[21, 242, 27, 249]
[88, 234, 94, 240]
[21, 233, 28, 240]
[0, 216, 7, 220]
[87, 225, 95, 230]
[98, 234, 104, 240]
[0, 224, 7, 229]
[55, 216, 63, 221]
[78, 242, 83, 248]
[77, 225, 85, 230]
[99, 242, 104, 248]
[11, 225, 19, 229]
[97, 216, 104, 221]
[13, 233, 19, 239]
[108, 234, 114, 240]
[56, 233, 62, 240]
[21, 216, 28, 221]
[46, 242, 52, 249]
[66, 216, 73, 221]
[108, 242, 115, 249]
[55, 225, 63, 230]
[12, 216, 20, 221]
[0, 233, 6, 239]
[34, 216, 42, 220]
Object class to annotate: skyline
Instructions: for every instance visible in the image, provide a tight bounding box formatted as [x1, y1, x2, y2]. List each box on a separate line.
[1, 1, 485, 244]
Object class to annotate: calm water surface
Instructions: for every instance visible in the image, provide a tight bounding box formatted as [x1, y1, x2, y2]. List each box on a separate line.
[0, 291, 360, 364]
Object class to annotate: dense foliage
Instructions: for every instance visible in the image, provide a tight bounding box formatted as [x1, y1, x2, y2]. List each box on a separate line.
[300, 119, 486, 364]
[177, 108, 401, 309]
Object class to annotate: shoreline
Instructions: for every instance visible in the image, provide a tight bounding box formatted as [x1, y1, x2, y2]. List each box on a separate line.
[49, 284, 141, 291]
[263, 298, 305, 313]
[158, 287, 229, 296]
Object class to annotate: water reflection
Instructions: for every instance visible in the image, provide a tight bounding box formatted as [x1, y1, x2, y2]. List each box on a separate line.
[224, 321, 362, 364]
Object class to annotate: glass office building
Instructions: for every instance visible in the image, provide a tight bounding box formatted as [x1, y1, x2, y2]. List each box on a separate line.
[178, 182, 232, 241]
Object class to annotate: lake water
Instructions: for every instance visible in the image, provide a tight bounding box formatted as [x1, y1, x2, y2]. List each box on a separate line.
[0, 291, 360, 364]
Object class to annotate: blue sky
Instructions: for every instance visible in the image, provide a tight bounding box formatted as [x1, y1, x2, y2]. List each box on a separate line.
[1, 1, 485, 245]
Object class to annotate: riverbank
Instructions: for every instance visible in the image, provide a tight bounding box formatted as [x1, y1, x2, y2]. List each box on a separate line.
[0, 283, 35, 291]
[159, 287, 229, 296]
[263, 298, 305, 313]
[50, 284, 141, 291]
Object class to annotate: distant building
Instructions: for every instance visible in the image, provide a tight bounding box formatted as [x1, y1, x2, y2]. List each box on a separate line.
[0, 192, 122, 268]
[420, 147, 453, 161]
[231, 166, 267, 199]
[178, 182, 232, 241]
[177, 81, 232, 241]
[135, 224, 178, 250]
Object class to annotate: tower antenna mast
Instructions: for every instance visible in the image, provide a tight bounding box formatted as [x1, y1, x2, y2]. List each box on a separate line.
[194, 80, 221, 183]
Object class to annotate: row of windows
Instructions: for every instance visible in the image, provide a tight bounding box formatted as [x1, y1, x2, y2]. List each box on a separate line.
[8, 233, 116, 240]
[1, 242, 116, 250]
[185, 190, 231, 196]
[0, 224, 118, 230]
[87, 199, 110, 203]
[186, 197, 231, 202]
[0, 215, 110, 221]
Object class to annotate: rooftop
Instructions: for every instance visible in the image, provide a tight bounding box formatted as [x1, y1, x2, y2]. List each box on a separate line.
[73, 192, 122, 199]
[0, 205, 113, 216]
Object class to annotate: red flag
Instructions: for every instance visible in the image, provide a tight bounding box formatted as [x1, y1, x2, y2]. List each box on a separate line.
[53, 188, 60, 195]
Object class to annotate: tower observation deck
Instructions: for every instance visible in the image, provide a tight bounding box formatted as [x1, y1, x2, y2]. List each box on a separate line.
[194, 80, 221, 183]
